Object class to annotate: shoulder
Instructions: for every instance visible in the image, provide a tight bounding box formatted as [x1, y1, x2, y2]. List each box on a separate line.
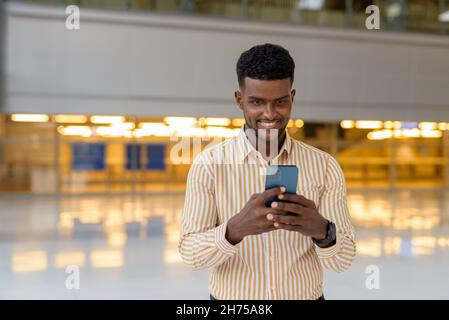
[292, 139, 343, 173]
[293, 139, 332, 162]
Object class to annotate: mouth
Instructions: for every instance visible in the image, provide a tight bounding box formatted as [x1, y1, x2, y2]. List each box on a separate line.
[257, 120, 281, 130]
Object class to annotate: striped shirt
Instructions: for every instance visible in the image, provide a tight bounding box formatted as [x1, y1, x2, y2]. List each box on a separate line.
[178, 127, 356, 300]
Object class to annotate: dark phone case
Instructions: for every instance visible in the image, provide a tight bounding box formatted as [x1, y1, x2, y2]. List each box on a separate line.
[264, 165, 298, 216]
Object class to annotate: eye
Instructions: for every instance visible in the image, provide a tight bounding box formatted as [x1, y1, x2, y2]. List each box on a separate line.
[251, 99, 262, 106]
[276, 99, 287, 106]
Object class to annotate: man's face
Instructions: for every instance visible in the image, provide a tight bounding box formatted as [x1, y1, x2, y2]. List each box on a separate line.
[235, 77, 295, 143]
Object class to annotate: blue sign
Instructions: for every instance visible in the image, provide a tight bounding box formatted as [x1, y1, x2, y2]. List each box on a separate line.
[401, 122, 419, 129]
[72, 143, 105, 171]
[146, 144, 166, 170]
[126, 144, 142, 170]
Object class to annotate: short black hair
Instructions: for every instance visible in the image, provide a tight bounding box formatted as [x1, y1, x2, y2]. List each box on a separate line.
[236, 43, 295, 87]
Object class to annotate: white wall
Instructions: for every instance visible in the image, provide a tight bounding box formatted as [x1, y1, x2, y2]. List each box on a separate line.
[4, 2, 449, 122]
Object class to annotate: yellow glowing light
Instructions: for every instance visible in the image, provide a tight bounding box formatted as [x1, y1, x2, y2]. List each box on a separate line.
[419, 122, 437, 131]
[164, 117, 196, 127]
[54, 251, 86, 268]
[205, 127, 239, 138]
[90, 115, 125, 124]
[153, 127, 173, 137]
[123, 131, 134, 138]
[137, 122, 170, 135]
[402, 128, 420, 138]
[438, 238, 448, 247]
[384, 237, 401, 256]
[12, 251, 48, 273]
[53, 115, 87, 124]
[138, 122, 166, 129]
[205, 117, 231, 126]
[295, 119, 304, 128]
[393, 121, 402, 129]
[104, 211, 124, 228]
[412, 237, 436, 256]
[340, 120, 354, 129]
[96, 126, 131, 137]
[134, 123, 173, 137]
[403, 215, 440, 230]
[393, 129, 403, 138]
[357, 239, 382, 257]
[438, 122, 448, 130]
[287, 120, 294, 128]
[134, 130, 150, 138]
[367, 129, 393, 140]
[175, 127, 206, 137]
[110, 122, 135, 130]
[11, 114, 49, 123]
[90, 249, 124, 268]
[383, 121, 394, 129]
[132, 129, 149, 138]
[420, 130, 442, 138]
[78, 211, 102, 224]
[57, 125, 92, 137]
[355, 120, 383, 129]
[231, 118, 245, 127]
[59, 212, 74, 231]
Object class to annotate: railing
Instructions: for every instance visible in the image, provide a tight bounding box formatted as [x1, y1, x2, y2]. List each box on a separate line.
[7, 0, 449, 36]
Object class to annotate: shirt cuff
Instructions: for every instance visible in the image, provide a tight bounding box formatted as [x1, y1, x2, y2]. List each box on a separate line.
[214, 220, 240, 256]
[314, 231, 343, 259]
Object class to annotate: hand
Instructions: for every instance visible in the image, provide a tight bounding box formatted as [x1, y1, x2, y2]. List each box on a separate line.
[265, 193, 328, 240]
[226, 186, 286, 245]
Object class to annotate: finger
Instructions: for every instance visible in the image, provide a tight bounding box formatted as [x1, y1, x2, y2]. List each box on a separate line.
[258, 186, 286, 203]
[273, 222, 302, 232]
[265, 211, 284, 221]
[262, 207, 286, 218]
[270, 201, 305, 215]
[278, 193, 315, 208]
[271, 214, 304, 226]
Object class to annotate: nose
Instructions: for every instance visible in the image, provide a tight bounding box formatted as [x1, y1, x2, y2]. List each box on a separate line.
[263, 103, 277, 120]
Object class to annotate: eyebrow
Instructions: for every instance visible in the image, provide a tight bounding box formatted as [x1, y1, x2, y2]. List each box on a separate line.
[247, 95, 290, 101]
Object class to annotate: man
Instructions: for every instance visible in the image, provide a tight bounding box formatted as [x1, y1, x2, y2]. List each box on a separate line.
[178, 43, 356, 300]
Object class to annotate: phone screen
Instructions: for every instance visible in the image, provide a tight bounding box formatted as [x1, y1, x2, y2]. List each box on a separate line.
[265, 165, 298, 216]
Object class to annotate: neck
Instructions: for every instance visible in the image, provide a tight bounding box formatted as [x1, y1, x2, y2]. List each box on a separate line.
[244, 124, 287, 161]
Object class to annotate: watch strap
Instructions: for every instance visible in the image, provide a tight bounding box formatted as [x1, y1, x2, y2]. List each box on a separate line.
[312, 220, 336, 246]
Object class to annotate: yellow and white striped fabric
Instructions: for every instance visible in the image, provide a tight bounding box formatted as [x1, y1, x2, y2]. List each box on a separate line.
[178, 127, 356, 300]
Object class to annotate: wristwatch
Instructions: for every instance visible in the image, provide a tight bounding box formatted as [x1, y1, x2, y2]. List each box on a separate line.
[312, 220, 336, 246]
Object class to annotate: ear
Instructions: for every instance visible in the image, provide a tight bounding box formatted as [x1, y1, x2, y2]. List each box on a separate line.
[235, 90, 243, 110]
[291, 89, 296, 103]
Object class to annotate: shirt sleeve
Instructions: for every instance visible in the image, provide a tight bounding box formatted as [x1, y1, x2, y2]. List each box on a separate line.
[314, 155, 356, 273]
[178, 153, 240, 270]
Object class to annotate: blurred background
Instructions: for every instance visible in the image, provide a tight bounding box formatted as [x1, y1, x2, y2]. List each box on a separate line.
[0, 0, 449, 299]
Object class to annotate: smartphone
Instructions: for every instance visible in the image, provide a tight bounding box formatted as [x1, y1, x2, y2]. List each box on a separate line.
[265, 165, 298, 216]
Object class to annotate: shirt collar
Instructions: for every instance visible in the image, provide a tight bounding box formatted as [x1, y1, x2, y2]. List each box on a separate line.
[236, 125, 292, 163]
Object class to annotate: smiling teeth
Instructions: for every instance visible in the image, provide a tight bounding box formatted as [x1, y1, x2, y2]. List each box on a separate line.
[259, 121, 278, 128]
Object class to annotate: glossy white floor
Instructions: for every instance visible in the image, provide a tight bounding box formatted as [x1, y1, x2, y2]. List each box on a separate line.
[1, 190, 448, 300]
